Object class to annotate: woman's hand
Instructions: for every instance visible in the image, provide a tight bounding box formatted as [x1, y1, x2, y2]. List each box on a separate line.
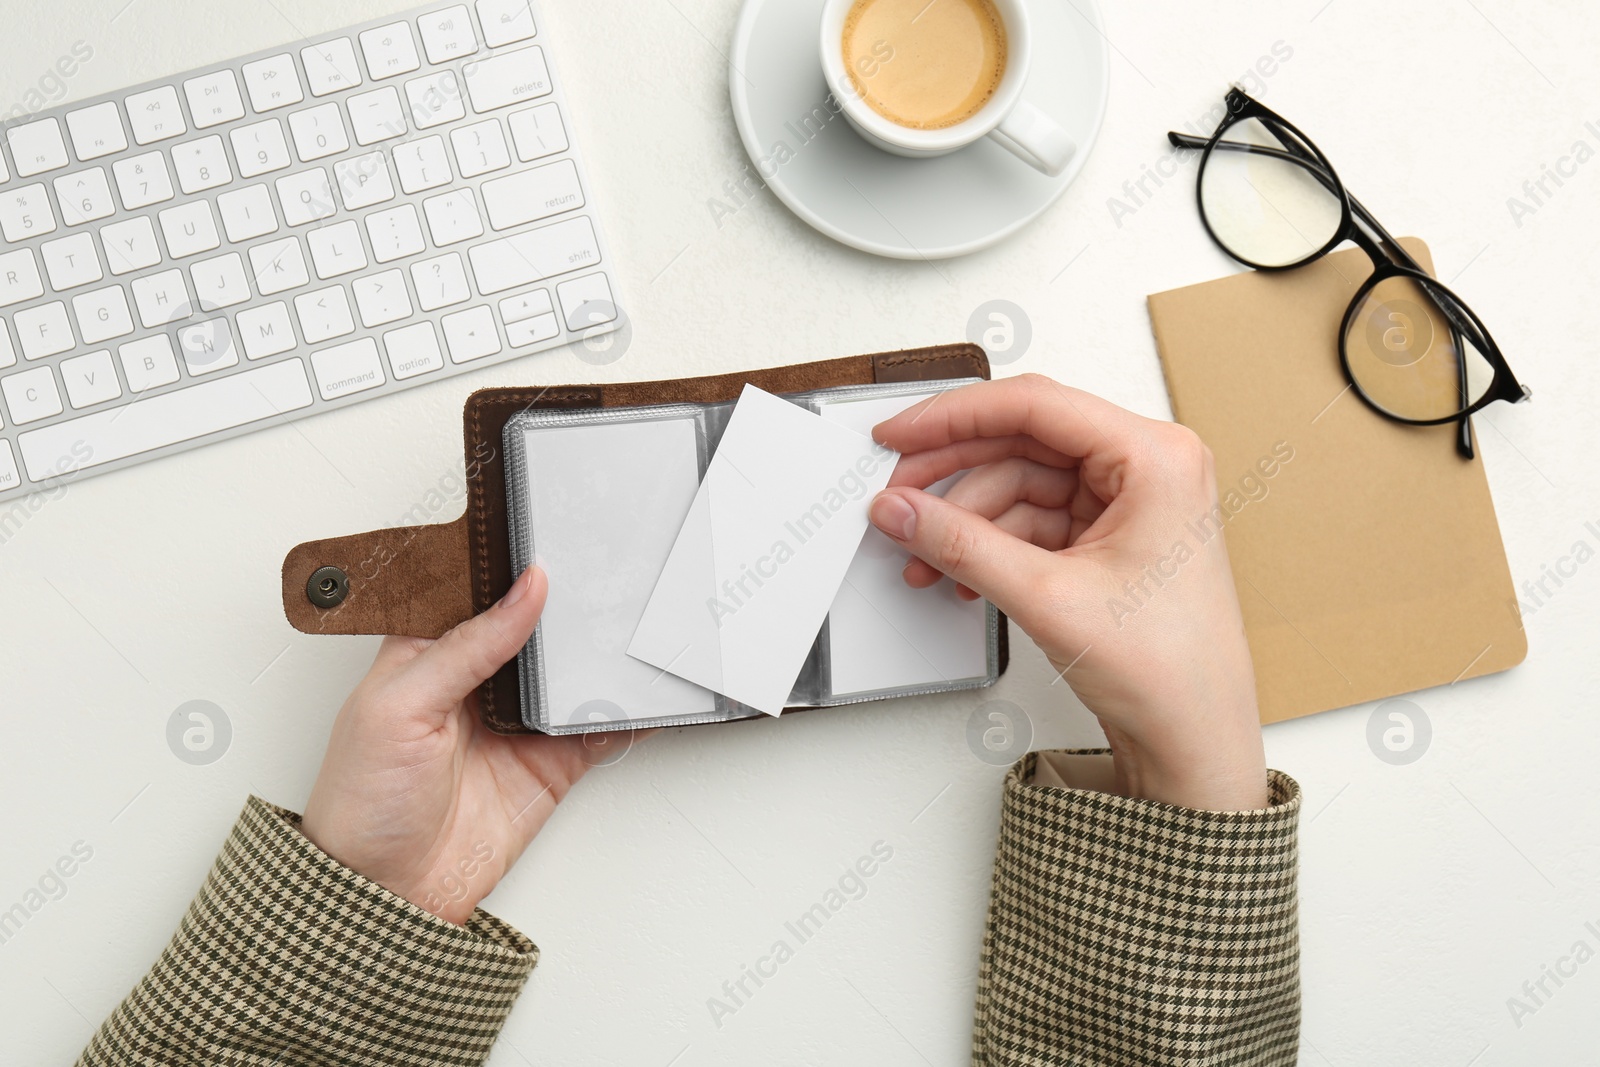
[301, 566, 607, 923]
[869, 374, 1268, 811]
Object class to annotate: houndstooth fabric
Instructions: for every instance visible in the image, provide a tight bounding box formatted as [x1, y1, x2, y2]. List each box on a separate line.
[76, 797, 537, 1067]
[77, 754, 1300, 1066]
[972, 750, 1303, 1066]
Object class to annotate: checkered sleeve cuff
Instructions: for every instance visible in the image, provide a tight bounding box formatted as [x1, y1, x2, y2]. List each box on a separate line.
[972, 749, 1302, 1067]
[77, 796, 537, 1067]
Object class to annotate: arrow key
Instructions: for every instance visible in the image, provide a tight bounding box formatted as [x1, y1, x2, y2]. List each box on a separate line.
[441, 305, 500, 364]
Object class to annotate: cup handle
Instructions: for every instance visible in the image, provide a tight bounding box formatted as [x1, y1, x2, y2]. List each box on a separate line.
[988, 100, 1075, 176]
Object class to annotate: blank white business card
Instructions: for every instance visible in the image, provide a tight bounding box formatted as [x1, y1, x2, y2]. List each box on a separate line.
[515, 413, 720, 726]
[815, 390, 991, 695]
[627, 385, 897, 715]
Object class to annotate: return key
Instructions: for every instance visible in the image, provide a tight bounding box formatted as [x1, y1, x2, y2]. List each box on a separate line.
[480, 159, 585, 231]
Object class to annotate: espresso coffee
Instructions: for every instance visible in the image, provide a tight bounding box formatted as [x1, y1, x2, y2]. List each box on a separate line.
[842, 0, 1007, 130]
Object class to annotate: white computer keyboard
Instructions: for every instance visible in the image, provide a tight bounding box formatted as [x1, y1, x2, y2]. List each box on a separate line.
[0, 1, 620, 503]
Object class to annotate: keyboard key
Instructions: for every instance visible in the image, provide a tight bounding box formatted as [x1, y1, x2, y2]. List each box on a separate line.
[2, 365, 64, 424]
[295, 284, 356, 343]
[277, 168, 337, 225]
[41, 233, 103, 290]
[557, 272, 617, 330]
[65, 102, 128, 161]
[217, 184, 279, 243]
[406, 71, 466, 128]
[0, 442, 18, 490]
[190, 252, 251, 308]
[0, 184, 58, 242]
[9, 118, 70, 176]
[250, 237, 310, 295]
[311, 337, 386, 400]
[119, 335, 180, 392]
[360, 23, 422, 80]
[506, 311, 559, 348]
[172, 135, 233, 194]
[132, 269, 192, 328]
[242, 54, 305, 112]
[231, 119, 292, 177]
[451, 119, 511, 177]
[101, 217, 162, 275]
[16, 302, 75, 360]
[464, 47, 551, 113]
[55, 168, 117, 226]
[0, 325, 14, 369]
[477, 0, 537, 47]
[158, 200, 222, 258]
[383, 322, 444, 379]
[393, 135, 452, 192]
[333, 151, 396, 209]
[353, 269, 413, 327]
[61, 350, 122, 408]
[178, 317, 238, 375]
[468, 216, 600, 294]
[422, 188, 483, 245]
[17, 359, 314, 481]
[307, 220, 369, 279]
[419, 6, 480, 63]
[289, 103, 350, 162]
[365, 204, 426, 263]
[498, 288, 552, 322]
[126, 86, 188, 144]
[0, 250, 46, 308]
[349, 87, 407, 145]
[411, 252, 470, 310]
[481, 158, 582, 230]
[183, 70, 246, 128]
[237, 301, 297, 359]
[303, 38, 363, 96]
[112, 151, 176, 210]
[442, 305, 501, 363]
[72, 285, 135, 344]
[507, 104, 566, 161]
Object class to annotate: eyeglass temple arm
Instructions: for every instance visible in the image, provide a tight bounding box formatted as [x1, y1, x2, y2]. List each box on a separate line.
[1167, 129, 1478, 459]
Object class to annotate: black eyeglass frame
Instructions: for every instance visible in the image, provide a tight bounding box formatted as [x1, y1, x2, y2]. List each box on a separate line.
[1168, 88, 1530, 459]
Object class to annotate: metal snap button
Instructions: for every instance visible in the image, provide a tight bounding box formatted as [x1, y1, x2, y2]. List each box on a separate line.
[306, 565, 350, 609]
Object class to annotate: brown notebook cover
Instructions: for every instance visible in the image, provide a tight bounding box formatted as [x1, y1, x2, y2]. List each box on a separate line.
[1148, 240, 1526, 725]
[281, 343, 1007, 733]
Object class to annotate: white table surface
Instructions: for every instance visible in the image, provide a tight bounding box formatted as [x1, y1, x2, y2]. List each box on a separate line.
[3, 1, 1597, 1063]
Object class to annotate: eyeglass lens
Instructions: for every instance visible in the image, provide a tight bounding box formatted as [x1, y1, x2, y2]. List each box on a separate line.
[1200, 117, 1343, 269]
[1343, 276, 1497, 421]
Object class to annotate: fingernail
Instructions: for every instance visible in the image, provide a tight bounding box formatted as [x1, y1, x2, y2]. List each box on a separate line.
[870, 493, 916, 541]
[502, 567, 532, 608]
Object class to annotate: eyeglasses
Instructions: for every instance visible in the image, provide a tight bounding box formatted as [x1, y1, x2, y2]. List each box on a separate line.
[1168, 88, 1530, 460]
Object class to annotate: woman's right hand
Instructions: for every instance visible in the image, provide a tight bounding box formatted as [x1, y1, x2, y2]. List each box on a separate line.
[868, 374, 1269, 811]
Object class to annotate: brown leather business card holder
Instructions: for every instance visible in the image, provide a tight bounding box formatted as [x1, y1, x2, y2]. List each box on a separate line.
[280, 342, 1008, 733]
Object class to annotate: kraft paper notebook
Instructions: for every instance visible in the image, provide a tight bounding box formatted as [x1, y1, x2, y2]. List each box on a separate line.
[1148, 239, 1526, 725]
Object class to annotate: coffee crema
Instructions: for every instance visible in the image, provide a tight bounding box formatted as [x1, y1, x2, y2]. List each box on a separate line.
[842, 0, 1007, 131]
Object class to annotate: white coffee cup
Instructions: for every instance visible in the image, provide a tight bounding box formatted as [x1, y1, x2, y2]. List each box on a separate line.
[819, 0, 1075, 176]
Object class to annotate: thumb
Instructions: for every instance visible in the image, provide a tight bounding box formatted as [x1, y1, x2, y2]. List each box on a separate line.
[868, 488, 1061, 621]
[402, 566, 548, 710]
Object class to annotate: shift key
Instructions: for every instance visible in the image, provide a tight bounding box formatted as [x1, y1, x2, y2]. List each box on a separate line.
[469, 216, 600, 294]
[481, 159, 584, 230]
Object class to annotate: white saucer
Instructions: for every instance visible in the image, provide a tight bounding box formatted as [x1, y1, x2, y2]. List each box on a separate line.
[728, 0, 1109, 260]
